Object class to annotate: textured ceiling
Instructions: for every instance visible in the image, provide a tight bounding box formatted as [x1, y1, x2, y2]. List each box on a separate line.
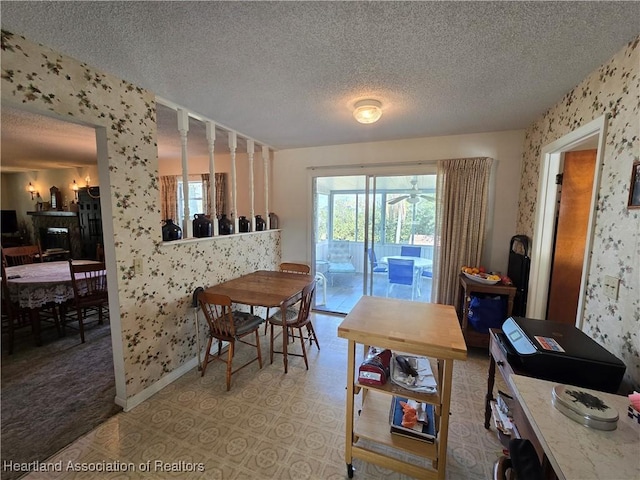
[1, 1, 639, 172]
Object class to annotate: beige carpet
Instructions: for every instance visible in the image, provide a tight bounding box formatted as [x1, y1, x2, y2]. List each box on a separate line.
[16, 312, 507, 480]
[1, 315, 121, 480]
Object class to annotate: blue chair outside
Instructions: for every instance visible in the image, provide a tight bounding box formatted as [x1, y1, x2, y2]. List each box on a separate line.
[368, 249, 388, 273]
[387, 258, 417, 299]
[400, 246, 422, 257]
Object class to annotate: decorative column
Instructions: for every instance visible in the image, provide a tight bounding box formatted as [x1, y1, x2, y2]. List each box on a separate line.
[228, 131, 239, 234]
[262, 145, 270, 229]
[177, 108, 191, 237]
[247, 139, 255, 232]
[206, 121, 219, 236]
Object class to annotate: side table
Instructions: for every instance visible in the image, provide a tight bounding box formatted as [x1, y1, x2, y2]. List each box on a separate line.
[457, 273, 516, 348]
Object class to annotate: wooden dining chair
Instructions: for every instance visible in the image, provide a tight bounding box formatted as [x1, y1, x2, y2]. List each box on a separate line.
[2, 244, 43, 267]
[263, 262, 311, 333]
[279, 262, 310, 274]
[1, 263, 60, 352]
[198, 292, 264, 391]
[1, 264, 21, 354]
[96, 243, 105, 261]
[268, 280, 319, 373]
[67, 260, 108, 343]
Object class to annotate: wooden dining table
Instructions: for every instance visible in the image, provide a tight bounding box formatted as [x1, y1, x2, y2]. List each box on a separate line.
[203, 270, 315, 309]
[203, 270, 316, 371]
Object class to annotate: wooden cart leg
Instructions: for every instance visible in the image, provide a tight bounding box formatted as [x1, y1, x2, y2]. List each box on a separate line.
[347, 463, 354, 478]
[345, 340, 356, 473]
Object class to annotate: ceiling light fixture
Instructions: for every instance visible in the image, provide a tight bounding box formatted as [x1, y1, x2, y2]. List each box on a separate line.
[353, 99, 382, 124]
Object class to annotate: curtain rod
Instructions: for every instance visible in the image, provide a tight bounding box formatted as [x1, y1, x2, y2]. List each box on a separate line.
[307, 159, 438, 171]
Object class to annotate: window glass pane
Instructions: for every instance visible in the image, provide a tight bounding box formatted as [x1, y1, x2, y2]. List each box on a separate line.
[332, 193, 356, 241]
[316, 193, 329, 242]
[177, 179, 204, 228]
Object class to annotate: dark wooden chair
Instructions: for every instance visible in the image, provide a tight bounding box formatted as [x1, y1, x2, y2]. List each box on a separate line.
[198, 292, 264, 391]
[1, 264, 22, 354]
[268, 280, 319, 373]
[2, 244, 42, 267]
[67, 260, 108, 343]
[1, 263, 60, 351]
[96, 243, 105, 261]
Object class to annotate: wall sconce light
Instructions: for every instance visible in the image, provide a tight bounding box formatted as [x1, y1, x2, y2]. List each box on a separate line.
[27, 182, 38, 200]
[353, 99, 383, 124]
[85, 175, 100, 199]
[71, 180, 79, 201]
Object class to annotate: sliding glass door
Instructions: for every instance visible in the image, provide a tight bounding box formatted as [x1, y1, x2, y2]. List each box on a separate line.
[313, 172, 437, 315]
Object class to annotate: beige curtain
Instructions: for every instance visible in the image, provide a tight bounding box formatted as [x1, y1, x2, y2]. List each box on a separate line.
[433, 157, 493, 305]
[160, 175, 178, 222]
[202, 174, 211, 216]
[215, 173, 227, 216]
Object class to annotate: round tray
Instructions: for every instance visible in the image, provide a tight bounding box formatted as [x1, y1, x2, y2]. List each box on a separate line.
[462, 271, 499, 285]
[552, 384, 618, 430]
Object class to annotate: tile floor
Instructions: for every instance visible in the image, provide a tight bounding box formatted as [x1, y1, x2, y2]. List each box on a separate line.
[21, 313, 505, 480]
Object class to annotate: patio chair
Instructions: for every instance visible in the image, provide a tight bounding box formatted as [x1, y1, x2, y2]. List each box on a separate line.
[367, 249, 388, 273]
[327, 241, 356, 285]
[387, 258, 418, 300]
[400, 245, 422, 258]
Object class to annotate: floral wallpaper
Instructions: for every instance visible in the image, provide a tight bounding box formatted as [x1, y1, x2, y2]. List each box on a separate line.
[1, 31, 281, 400]
[517, 35, 639, 390]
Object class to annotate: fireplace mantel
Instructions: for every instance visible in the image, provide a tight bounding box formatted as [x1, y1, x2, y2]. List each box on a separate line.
[27, 211, 82, 258]
[27, 211, 78, 217]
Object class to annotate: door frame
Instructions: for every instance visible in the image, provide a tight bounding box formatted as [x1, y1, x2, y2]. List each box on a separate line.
[527, 115, 608, 328]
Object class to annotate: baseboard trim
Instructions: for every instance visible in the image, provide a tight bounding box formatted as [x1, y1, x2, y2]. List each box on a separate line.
[115, 356, 199, 412]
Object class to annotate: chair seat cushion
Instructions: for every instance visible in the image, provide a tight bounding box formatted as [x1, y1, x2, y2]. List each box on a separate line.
[372, 266, 388, 272]
[328, 262, 356, 273]
[268, 307, 299, 326]
[232, 311, 264, 335]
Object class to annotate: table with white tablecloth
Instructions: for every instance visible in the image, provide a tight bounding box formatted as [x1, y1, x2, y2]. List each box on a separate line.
[4, 260, 101, 345]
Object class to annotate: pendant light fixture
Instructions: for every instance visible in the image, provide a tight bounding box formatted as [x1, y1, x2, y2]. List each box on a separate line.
[353, 99, 382, 124]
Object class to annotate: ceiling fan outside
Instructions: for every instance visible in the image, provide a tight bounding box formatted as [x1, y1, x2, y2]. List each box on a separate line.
[387, 178, 434, 205]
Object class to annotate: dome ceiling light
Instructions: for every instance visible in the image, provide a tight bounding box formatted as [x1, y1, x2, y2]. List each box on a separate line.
[353, 99, 382, 124]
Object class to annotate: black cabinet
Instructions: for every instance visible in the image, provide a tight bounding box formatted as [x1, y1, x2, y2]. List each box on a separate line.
[77, 187, 103, 259]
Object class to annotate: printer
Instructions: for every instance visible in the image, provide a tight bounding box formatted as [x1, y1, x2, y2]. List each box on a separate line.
[499, 316, 626, 393]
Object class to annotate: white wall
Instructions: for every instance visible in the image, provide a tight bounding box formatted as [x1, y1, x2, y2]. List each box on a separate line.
[273, 130, 525, 274]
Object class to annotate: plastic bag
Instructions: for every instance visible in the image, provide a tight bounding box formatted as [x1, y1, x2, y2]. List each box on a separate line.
[468, 295, 507, 333]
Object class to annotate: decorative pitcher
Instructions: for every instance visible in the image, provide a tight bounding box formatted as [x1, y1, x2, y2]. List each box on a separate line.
[162, 219, 182, 241]
[193, 214, 212, 238]
[239, 216, 250, 233]
[218, 214, 234, 235]
[268, 212, 278, 229]
[255, 215, 266, 231]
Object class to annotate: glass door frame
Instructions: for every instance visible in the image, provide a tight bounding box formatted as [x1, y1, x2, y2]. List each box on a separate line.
[310, 163, 438, 315]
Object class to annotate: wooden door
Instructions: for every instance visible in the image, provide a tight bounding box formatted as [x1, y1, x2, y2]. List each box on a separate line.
[546, 150, 596, 324]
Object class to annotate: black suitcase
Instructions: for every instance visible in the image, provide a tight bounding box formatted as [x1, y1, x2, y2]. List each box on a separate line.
[507, 235, 530, 317]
